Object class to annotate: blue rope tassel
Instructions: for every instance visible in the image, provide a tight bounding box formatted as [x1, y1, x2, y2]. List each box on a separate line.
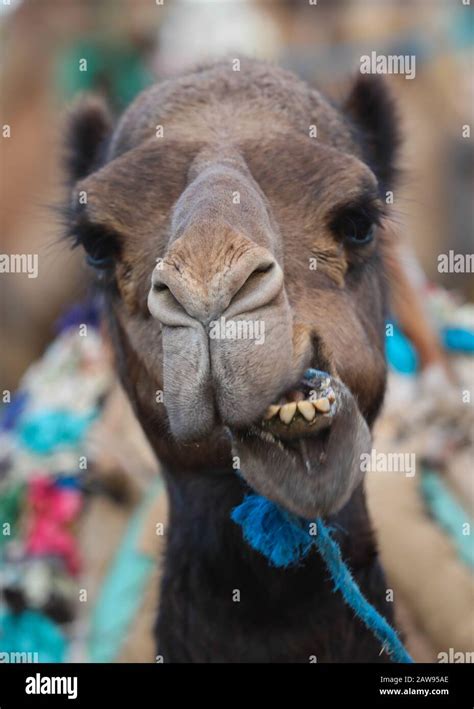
[231, 494, 413, 663]
[231, 493, 314, 567]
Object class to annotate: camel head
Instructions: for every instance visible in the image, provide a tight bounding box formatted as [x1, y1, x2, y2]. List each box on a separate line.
[66, 60, 399, 518]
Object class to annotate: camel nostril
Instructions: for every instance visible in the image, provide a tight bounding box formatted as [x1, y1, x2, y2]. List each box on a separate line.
[148, 248, 283, 326]
[254, 262, 273, 274]
[224, 258, 283, 319]
[230, 261, 275, 303]
[147, 276, 192, 327]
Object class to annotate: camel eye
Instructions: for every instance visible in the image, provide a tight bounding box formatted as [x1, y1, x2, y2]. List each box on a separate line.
[331, 207, 377, 248]
[73, 221, 119, 270]
[84, 238, 116, 269]
[345, 222, 375, 246]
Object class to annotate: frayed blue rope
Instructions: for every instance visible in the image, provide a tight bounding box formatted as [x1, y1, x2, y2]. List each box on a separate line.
[313, 518, 413, 663]
[231, 493, 314, 567]
[231, 494, 413, 663]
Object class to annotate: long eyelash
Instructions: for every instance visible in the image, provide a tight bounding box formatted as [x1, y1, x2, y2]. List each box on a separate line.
[328, 197, 384, 236]
[70, 214, 121, 261]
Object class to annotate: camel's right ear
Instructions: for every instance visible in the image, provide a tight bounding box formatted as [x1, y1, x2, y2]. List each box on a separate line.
[65, 96, 113, 185]
[344, 75, 400, 190]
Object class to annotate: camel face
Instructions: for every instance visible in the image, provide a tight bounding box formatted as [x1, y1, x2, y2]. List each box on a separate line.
[68, 60, 398, 518]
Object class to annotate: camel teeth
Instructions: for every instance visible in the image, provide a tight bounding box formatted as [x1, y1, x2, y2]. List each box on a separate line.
[297, 400, 316, 421]
[313, 397, 331, 413]
[279, 402, 297, 424]
[263, 405, 280, 420]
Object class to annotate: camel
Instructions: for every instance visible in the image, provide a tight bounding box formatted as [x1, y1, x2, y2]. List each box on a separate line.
[66, 59, 401, 662]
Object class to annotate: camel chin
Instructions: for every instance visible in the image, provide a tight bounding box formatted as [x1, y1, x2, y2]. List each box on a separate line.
[229, 369, 372, 520]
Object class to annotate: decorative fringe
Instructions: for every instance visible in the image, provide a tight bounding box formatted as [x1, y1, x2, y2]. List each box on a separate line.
[231, 494, 413, 663]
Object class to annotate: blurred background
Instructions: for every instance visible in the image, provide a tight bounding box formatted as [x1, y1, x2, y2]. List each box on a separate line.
[0, 0, 473, 664]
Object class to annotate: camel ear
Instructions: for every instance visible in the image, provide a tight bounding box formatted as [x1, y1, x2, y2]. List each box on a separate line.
[65, 96, 113, 184]
[344, 75, 400, 189]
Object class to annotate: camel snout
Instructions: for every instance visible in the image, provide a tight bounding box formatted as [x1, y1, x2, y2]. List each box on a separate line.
[148, 241, 283, 328]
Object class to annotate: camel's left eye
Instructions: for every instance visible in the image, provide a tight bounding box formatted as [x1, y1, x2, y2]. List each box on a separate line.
[332, 208, 377, 247]
[73, 221, 119, 270]
[345, 222, 375, 246]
